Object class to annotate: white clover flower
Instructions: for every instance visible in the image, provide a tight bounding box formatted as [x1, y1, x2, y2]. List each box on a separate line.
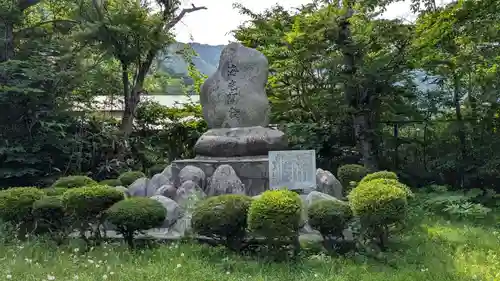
[176, 264, 182, 268]
[226, 272, 230, 275]
[180, 253, 185, 257]
[73, 275, 79, 280]
[47, 274, 56, 280]
[102, 275, 108, 280]
[6, 274, 12, 279]
[109, 272, 114, 275]
[74, 248, 80, 253]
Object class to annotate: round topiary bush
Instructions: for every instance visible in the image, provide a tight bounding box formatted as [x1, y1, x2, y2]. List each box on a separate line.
[337, 164, 369, 191]
[359, 171, 398, 184]
[99, 179, 122, 187]
[0, 187, 45, 223]
[366, 178, 414, 199]
[118, 171, 146, 186]
[248, 189, 302, 240]
[32, 196, 66, 233]
[348, 180, 408, 248]
[43, 187, 68, 196]
[308, 199, 352, 239]
[192, 194, 252, 249]
[105, 197, 166, 248]
[62, 185, 124, 227]
[51, 175, 97, 189]
[147, 164, 168, 177]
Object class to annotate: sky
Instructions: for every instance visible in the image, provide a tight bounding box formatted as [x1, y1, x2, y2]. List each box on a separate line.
[172, 0, 447, 45]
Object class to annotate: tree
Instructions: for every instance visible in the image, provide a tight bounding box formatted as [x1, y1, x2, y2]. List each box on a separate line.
[76, 0, 207, 137]
[234, 0, 416, 171]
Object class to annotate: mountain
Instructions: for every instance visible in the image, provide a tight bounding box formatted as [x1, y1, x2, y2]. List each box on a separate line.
[160, 42, 224, 78]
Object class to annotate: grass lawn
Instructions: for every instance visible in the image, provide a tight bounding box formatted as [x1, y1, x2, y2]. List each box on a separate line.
[0, 213, 498, 281]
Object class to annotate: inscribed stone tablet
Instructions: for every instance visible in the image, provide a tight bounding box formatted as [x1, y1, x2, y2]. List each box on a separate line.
[268, 150, 316, 192]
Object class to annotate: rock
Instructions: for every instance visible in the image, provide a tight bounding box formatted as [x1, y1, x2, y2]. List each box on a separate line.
[175, 180, 206, 210]
[178, 165, 206, 190]
[206, 164, 245, 196]
[161, 164, 173, 182]
[194, 126, 287, 157]
[170, 216, 192, 236]
[146, 174, 171, 196]
[155, 184, 177, 199]
[200, 42, 270, 129]
[301, 191, 347, 235]
[315, 168, 343, 199]
[127, 177, 148, 197]
[150, 195, 182, 228]
[305, 191, 345, 208]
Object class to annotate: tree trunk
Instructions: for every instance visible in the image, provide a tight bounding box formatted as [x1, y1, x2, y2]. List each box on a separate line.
[338, 2, 378, 171]
[0, 20, 14, 62]
[353, 111, 378, 171]
[453, 73, 466, 187]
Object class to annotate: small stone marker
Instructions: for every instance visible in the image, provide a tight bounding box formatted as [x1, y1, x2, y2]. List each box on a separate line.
[268, 150, 316, 193]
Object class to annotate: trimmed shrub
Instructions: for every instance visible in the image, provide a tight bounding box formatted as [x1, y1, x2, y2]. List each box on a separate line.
[248, 189, 302, 242]
[43, 187, 67, 196]
[366, 178, 413, 199]
[147, 164, 168, 177]
[359, 171, 398, 184]
[0, 187, 45, 223]
[32, 196, 66, 233]
[62, 185, 124, 230]
[192, 194, 252, 249]
[308, 199, 352, 239]
[118, 171, 146, 186]
[105, 197, 166, 249]
[51, 176, 97, 189]
[337, 164, 369, 191]
[348, 180, 408, 248]
[99, 179, 122, 187]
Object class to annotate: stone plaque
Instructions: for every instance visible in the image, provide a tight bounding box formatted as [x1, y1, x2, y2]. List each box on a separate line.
[268, 150, 316, 192]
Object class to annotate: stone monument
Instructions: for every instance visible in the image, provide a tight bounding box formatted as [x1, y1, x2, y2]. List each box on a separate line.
[171, 43, 288, 195]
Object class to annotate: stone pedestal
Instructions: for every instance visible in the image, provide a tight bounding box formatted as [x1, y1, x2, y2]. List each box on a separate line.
[171, 156, 269, 196]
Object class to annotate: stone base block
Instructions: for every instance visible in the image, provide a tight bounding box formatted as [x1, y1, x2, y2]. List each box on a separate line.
[172, 156, 268, 196]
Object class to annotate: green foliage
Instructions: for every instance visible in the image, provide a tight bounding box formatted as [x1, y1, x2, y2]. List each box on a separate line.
[360, 171, 399, 184]
[348, 180, 408, 247]
[422, 191, 492, 220]
[105, 197, 165, 248]
[62, 185, 124, 224]
[192, 195, 252, 248]
[308, 199, 352, 238]
[248, 190, 302, 239]
[337, 164, 369, 190]
[51, 176, 97, 189]
[43, 187, 68, 196]
[0, 187, 45, 223]
[367, 178, 414, 199]
[99, 179, 122, 187]
[147, 164, 168, 177]
[32, 196, 66, 233]
[118, 171, 145, 186]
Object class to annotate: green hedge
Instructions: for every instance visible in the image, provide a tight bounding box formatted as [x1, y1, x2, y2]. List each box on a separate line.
[106, 197, 166, 248]
[51, 176, 97, 189]
[0, 187, 45, 223]
[118, 171, 146, 186]
[192, 194, 252, 249]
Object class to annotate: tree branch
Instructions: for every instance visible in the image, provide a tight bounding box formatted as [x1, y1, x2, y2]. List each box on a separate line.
[164, 5, 207, 31]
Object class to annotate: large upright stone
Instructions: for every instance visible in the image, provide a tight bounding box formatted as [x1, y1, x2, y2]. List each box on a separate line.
[200, 42, 270, 129]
